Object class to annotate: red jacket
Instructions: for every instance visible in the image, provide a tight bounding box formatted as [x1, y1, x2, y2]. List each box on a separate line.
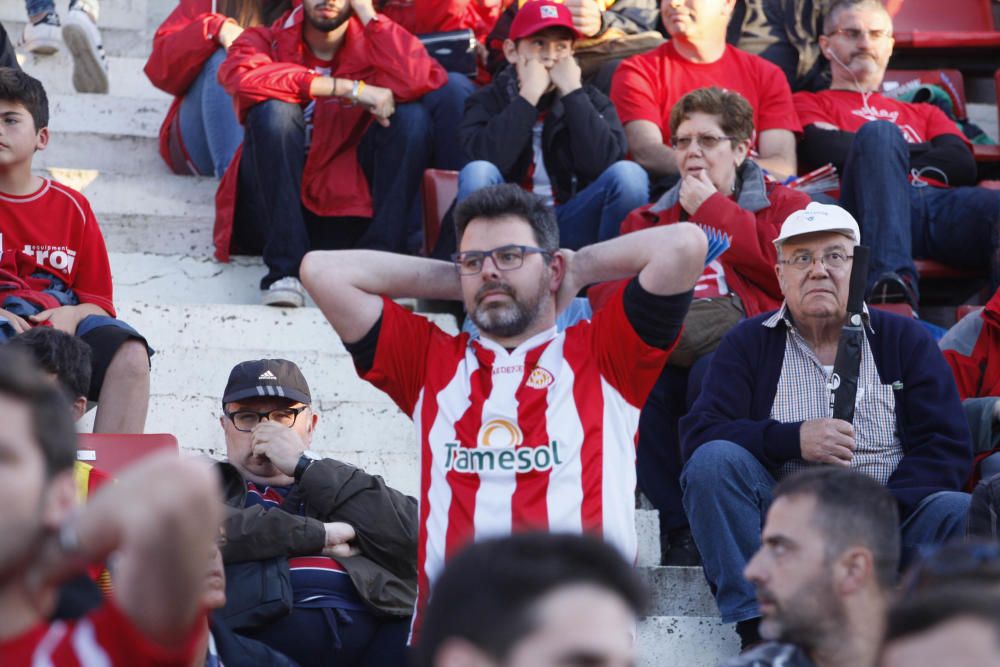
[941, 289, 1000, 400]
[144, 0, 231, 174]
[589, 162, 810, 316]
[379, 0, 506, 41]
[213, 9, 447, 261]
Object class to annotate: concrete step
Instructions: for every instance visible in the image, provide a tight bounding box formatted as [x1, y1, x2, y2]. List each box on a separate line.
[6, 20, 154, 57]
[638, 616, 738, 667]
[641, 566, 718, 617]
[109, 253, 267, 304]
[18, 52, 168, 99]
[0, 0, 148, 31]
[43, 169, 216, 255]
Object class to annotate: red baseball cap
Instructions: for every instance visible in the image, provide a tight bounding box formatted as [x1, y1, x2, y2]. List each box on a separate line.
[509, 0, 583, 41]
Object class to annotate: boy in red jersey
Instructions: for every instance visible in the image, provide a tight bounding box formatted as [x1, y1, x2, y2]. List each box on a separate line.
[0, 67, 151, 434]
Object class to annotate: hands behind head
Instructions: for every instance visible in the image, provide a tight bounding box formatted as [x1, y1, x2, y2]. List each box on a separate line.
[678, 169, 718, 216]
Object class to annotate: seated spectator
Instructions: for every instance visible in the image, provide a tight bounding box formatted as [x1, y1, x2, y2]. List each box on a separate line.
[216, 359, 417, 667]
[145, 0, 292, 178]
[722, 467, 898, 666]
[0, 345, 222, 666]
[0, 68, 153, 434]
[415, 532, 647, 667]
[881, 588, 1000, 667]
[455, 0, 647, 251]
[611, 0, 799, 190]
[591, 86, 810, 564]
[9, 326, 92, 421]
[727, 0, 829, 92]
[18, 0, 109, 93]
[680, 204, 973, 648]
[793, 0, 1000, 310]
[215, 0, 449, 307]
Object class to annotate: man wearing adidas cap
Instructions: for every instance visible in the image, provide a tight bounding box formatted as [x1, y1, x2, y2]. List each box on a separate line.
[216, 358, 418, 667]
[679, 202, 973, 649]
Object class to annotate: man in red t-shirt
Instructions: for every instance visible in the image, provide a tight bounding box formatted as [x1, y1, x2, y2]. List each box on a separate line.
[610, 0, 799, 189]
[793, 0, 1000, 310]
[0, 346, 222, 667]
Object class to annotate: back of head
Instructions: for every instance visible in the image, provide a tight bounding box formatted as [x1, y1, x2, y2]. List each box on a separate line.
[900, 540, 1000, 597]
[416, 532, 647, 667]
[217, 0, 292, 27]
[885, 587, 1000, 645]
[668, 86, 755, 144]
[0, 346, 77, 477]
[8, 327, 92, 402]
[0, 67, 49, 130]
[454, 183, 559, 253]
[774, 467, 900, 589]
[823, 0, 892, 35]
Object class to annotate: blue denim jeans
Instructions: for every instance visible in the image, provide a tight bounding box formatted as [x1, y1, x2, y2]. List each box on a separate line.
[681, 440, 970, 623]
[177, 49, 242, 178]
[839, 120, 1000, 295]
[421, 72, 475, 171]
[26, 0, 95, 18]
[457, 160, 649, 249]
[235, 99, 431, 288]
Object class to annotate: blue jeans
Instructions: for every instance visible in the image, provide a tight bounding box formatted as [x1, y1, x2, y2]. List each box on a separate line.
[421, 72, 475, 171]
[839, 120, 1000, 295]
[27, 0, 93, 17]
[235, 99, 431, 288]
[457, 160, 649, 249]
[177, 49, 242, 178]
[681, 440, 970, 623]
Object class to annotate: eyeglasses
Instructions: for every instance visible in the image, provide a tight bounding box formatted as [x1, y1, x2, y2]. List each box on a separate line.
[670, 134, 737, 150]
[827, 27, 892, 42]
[778, 251, 853, 271]
[451, 244, 552, 276]
[225, 406, 307, 432]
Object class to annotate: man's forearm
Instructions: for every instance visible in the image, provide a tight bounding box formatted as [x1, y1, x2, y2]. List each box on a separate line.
[633, 141, 678, 178]
[303, 250, 462, 301]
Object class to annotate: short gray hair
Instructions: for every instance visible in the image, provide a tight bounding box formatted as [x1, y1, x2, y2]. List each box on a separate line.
[823, 0, 892, 35]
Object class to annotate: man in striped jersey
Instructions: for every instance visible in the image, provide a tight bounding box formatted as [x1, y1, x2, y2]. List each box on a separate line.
[301, 182, 710, 630]
[0, 345, 222, 666]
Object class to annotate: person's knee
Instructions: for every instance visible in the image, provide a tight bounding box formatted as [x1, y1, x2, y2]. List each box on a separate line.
[855, 120, 905, 150]
[387, 102, 431, 142]
[927, 490, 972, 523]
[106, 340, 151, 381]
[603, 160, 649, 198]
[246, 99, 303, 136]
[682, 440, 754, 486]
[459, 160, 504, 188]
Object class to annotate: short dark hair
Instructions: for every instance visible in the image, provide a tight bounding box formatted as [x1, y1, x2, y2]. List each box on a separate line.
[900, 540, 1000, 596]
[0, 67, 49, 130]
[454, 183, 559, 253]
[9, 327, 92, 401]
[885, 587, 1000, 646]
[415, 532, 647, 667]
[823, 0, 892, 36]
[773, 467, 900, 589]
[668, 86, 755, 144]
[0, 346, 77, 476]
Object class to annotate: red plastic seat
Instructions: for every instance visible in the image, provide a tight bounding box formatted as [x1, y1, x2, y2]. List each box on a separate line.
[421, 169, 459, 257]
[884, 0, 1000, 49]
[914, 258, 985, 280]
[77, 433, 179, 477]
[882, 69, 967, 120]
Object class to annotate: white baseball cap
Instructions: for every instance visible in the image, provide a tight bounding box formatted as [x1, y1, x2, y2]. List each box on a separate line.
[773, 202, 861, 247]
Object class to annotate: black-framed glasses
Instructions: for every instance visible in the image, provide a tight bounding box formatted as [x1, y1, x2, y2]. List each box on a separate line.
[778, 251, 854, 271]
[225, 406, 307, 432]
[826, 27, 892, 42]
[670, 133, 737, 150]
[451, 244, 552, 276]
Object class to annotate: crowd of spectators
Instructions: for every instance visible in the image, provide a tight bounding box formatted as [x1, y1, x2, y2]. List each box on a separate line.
[1, 0, 1000, 664]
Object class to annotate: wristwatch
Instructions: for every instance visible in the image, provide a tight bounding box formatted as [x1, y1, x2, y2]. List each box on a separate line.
[293, 454, 316, 483]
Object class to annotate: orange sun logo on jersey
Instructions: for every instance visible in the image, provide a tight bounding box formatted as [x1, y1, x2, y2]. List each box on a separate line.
[526, 367, 554, 389]
[477, 419, 523, 448]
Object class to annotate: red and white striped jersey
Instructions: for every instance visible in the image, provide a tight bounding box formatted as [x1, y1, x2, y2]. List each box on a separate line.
[361, 286, 670, 632]
[0, 599, 203, 666]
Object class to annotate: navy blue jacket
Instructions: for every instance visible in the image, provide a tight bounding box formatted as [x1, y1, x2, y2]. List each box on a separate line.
[680, 308, 973, 518]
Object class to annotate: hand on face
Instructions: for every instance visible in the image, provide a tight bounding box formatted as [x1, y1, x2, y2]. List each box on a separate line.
[250, 422, 308, 477]
[547, 54, 582, 96]
[678, 168, 718, 216]
[517, 55, 552, 106]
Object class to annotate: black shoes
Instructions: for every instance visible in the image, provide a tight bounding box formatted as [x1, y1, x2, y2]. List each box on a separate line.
[660, 527, 702, 567]
[870, 271, 919, 314]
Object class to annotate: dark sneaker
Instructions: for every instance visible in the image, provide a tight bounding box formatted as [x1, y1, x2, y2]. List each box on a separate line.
[870, 271, 919, 310]
[660, 527, 702, 566]
[968, 472, 1000, 539]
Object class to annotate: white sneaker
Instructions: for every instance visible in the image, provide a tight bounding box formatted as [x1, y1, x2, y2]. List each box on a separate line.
[262, 277, 306, 308]
[62, 7, 109, 94]
[19, 13, 62, 55]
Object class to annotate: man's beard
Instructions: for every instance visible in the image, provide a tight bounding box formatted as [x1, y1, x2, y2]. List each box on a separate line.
[470, 278, 548, 340]
[305, 2, 352, 32]
[757, 574, 847, 651]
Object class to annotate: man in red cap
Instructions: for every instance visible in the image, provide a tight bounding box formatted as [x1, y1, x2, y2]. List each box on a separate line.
[449, 0, 649, 254]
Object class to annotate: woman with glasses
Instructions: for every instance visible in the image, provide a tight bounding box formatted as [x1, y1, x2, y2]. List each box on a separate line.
[589, 86, 811, 566]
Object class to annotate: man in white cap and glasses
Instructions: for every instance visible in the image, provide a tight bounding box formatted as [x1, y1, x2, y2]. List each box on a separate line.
[676, 202, 973, 651]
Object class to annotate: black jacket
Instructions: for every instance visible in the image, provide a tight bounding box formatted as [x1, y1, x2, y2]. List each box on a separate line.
[217, 459, 418, 617]
[460, 67, 627, 204]
[210, 611, 301, 667]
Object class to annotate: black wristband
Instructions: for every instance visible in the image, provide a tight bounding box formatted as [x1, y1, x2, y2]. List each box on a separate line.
[293, 455, 314, 483]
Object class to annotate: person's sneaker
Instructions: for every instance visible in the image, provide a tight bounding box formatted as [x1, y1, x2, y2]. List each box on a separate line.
[19, 12, 63, 55]
[262, 277, 306, 308]
[869, 271, 919, 311]
[968, 472, 1000, 539]
[62, 7, 109, 94]
[660, 527, 702, 567]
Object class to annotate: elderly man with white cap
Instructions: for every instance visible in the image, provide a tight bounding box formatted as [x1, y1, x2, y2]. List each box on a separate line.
[676, 202, 973, 650]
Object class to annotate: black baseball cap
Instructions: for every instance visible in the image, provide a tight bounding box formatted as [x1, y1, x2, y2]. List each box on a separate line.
[222, 359, 311, 406]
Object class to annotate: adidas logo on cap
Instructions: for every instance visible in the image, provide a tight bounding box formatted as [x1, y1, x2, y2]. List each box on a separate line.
[258, 370, 277, 381]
